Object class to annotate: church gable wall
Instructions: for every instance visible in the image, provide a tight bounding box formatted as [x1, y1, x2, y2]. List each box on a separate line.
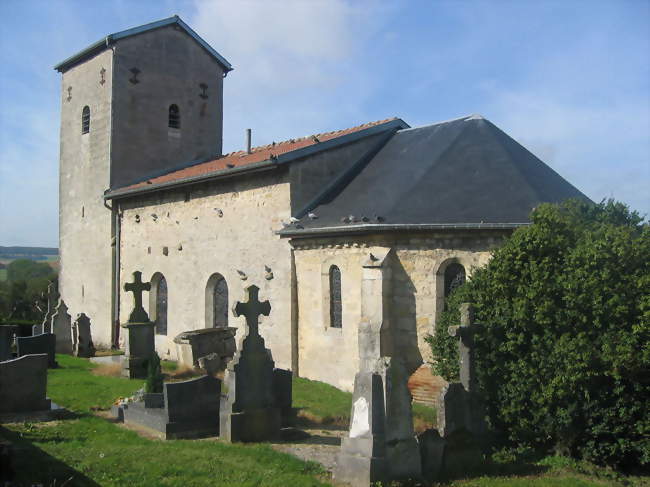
[59, 49, 114, 348]
[292, 231, 505, 392]
[110, 25, 225, 188]
[118, 171, 294, 369]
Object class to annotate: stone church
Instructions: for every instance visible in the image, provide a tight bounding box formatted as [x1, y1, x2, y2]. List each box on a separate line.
[55, 16, 587, 394]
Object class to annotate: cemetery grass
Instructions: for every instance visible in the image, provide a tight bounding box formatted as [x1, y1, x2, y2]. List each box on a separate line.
[2, 354, 328, 486]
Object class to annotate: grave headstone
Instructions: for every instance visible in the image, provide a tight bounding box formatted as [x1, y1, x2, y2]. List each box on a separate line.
[16, 333, 57, 368]
[0, 354, 51, 414]
[122, 375, 221, 439]
[121, 271, 155, 379]
[51, 300, 73, 354]
[335, 248, 421, 487]
[72, 313, 95, 358]
[220, 284, 281, 442]
[420, 303, 487, 483]
[0, 327, 12, 362]
[32, 325, 40, 336]
[40, 282, 59, 334]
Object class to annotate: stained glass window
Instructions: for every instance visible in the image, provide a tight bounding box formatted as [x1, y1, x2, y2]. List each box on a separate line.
[213, 276, 228, 328]
[155, 276, 168, 336]
[329, 266, 342, 328]
[444, 263, 466, 298]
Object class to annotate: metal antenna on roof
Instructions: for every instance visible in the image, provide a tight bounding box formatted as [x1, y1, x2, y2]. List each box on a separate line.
[246, 128, 252, 154]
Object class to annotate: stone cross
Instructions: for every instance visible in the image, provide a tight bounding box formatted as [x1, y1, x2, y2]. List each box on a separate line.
[448, 303, 483, 393]
[124, 271, 151, 323]
[233, 285, 271, 337]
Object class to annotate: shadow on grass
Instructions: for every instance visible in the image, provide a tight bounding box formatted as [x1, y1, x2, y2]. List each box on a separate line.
[0, 424, 101, 486]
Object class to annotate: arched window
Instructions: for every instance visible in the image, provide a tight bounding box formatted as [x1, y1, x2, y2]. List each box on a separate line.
[168, 104, 180, 129]
[444, 263, 466, 299]
[329, 265, 342, 328]
[205, 273, 228, 328]
[81, 106, 90, 134]
[150, 273, 168, 335]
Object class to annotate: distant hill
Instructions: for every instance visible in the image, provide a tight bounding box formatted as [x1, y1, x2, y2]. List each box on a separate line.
[0, 246, 59, 262]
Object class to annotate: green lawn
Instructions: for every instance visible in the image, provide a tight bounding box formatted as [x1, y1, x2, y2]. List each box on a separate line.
[1, 355, 645, 487]
[0, 268, 6, 281]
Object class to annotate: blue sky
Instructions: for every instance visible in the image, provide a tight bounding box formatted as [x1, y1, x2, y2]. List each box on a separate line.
[0, 0, 648, 247]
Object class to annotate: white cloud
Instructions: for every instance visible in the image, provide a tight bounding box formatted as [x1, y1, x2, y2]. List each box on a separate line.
[189, 0, 391, 152]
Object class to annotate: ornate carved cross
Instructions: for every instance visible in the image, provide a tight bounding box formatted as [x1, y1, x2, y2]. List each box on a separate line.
[233, 285, 271, 337]
[448, 303, 483, 393]
[124, 271, 151, 323]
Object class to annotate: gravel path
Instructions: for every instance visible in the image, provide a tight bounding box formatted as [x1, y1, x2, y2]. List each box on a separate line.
[271, 427, 346, 473]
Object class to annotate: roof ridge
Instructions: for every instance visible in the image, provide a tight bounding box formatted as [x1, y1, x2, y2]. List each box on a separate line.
[398, 114, 486, 133]
[219, 117, 399, 159]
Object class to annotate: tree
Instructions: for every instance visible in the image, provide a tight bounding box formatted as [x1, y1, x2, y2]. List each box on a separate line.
[427, 199, 649, 469]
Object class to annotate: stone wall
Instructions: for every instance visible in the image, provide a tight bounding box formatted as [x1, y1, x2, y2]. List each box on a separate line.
[118, 170, 295, 369]
[58, 49, 115, 348]
[291, 231, 506, 392]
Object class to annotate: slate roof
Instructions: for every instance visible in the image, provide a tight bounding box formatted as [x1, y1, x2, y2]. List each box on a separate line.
[106, 118, 407, 199]
[281, 115, 590, 236]
[54, 16, 232, 73]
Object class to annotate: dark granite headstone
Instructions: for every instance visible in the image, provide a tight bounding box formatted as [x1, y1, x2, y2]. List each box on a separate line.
[16, 333, 57, 368]
[32, 325, 40, 336]
[273, 368, 295, 426]
[122, 375, 221, 439]
[0, 327, 12, 362]
[220, 284, 281, 442]
[0, 354, 51, 414]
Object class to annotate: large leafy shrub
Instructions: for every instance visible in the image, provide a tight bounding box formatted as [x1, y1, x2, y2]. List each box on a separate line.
[426, 200, 649, 469]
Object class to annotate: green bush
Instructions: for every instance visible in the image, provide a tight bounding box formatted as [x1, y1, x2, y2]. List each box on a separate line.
[427, 199, 650, 469]
[145, 352, 164, 394]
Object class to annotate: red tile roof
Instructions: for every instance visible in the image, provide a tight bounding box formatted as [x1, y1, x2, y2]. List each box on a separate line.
[119, 118, 399, 191]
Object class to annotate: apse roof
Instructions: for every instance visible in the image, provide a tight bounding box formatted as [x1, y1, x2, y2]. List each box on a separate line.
[280, 115, 590, 236]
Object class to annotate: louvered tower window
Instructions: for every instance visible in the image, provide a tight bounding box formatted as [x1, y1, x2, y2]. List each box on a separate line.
[168, 104, 180, 129]
[329, 265, 342, 328]
[81, 106, 90, 134]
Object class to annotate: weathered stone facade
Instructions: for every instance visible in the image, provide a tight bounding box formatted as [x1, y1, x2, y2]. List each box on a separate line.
[291, 232, 503, 391]
[118, 173, 294, 368]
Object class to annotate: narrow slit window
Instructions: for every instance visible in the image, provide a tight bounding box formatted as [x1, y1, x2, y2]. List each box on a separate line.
[81, 106, 90, 134]
[168, 104, 180, 129]
[329, 265, 342, 328]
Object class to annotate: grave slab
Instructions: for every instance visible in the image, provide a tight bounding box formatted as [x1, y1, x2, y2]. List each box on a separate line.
[122, 375, 221, 439]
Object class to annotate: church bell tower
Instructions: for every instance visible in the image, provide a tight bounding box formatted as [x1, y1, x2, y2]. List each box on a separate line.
[55, 16, 232, 346]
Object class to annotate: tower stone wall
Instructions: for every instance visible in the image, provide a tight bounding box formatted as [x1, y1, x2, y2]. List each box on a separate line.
[58, 49, 115, 347]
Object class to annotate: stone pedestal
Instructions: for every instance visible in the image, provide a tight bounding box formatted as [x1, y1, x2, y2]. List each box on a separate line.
[173, 327, 236, 370]
[121, 322, 155, 379]
[334, 248, 422, 486]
